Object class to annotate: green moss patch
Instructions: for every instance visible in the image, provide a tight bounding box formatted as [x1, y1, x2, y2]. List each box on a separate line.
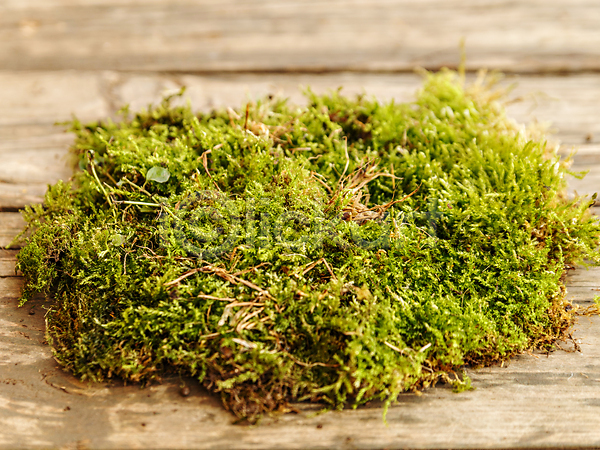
[15, 70, 599, 421]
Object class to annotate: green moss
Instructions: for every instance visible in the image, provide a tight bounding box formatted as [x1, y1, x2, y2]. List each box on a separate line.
[15, 70, 600, 421]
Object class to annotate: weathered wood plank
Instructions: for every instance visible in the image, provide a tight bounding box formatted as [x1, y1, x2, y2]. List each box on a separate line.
[1, 0, 600, 74]
[565, 285, 599, 305]
[3, 71, 600, 143]
[0, 276, 24, 300]
[0, 148, 72, 186]
[0, 250, 19, 277]
[0, 71, 109, 126]
[3, 71, 600, 141]
[565, 266, 600, 287]
[568, 164, 600, 198]
[0, 182, 56, 211]
[0, 123, 74, 209]
[2, 71, 600, 210]
[0, 128, 72, 155]
[93, 72, 600, 146]
[0, 272, 599, 449]
[1, 0, 599, 446]
[505, 75, 600, 146]
[0, 212, 26, 249]
[563, 144, 600, 166]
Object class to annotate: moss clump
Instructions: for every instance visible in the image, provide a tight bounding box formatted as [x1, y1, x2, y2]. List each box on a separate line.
[16, 70, 599, 421]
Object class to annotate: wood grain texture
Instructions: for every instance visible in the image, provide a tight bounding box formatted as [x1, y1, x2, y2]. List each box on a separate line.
[565, 266, 600, 288]
[1, 0, 599, 74]
[0, 71, 109, 126]
[0, 272, 599, 449]
[568, 164, 600, 198]
[2, 1, 600, 446]
[2, 71, 600, 209]
[0, 182, 60, 211]
[0, 148, 72, 185]
[0, 213, 27, 249]
[0, 250, 19, 277]
[121, 72, 600, 146]
[3, 70, 599, 144]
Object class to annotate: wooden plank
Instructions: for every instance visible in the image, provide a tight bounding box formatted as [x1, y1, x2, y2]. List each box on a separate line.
[0, 273, 599, 449]
[0, 183, 54, 211]
[0, 212, 26, 249]
[0, 71, 109, 126]
[1, 71, 599, 141]
[0, 126, 73, 152]
[94, 71, 600, 146]
[568, 164, 600, 198]
[1, 1, 599, 74]
[0, 250, 19, 277]
[0, 148, 72, 186]
[0, 274, 22, 296]
[504, 74, 600, 146]
[1, 1, 600, 445]
[566, 285, 599, 305]
[565, 266, 600, 287]
[2, 71, 600, 210]
[562, 144, 600, 165]
[0, 123, 73, 209]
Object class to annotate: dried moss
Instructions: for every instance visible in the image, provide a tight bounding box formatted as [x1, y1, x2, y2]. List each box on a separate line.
[15, 70, 600, 422]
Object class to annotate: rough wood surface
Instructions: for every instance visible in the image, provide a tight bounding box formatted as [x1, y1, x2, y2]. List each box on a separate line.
[109, 72, 600, 146]
[2, 71, 600, 209]
[2, 2, 600, 446]
[1, 274, 599, 449]
[0, 251, 19, 277]
[0, 213, 27, 249]
[4, 70, 598, 144]
[570, 164, 600, 199]
[1, 0, 600, 74]
[1, 116, 599, 450]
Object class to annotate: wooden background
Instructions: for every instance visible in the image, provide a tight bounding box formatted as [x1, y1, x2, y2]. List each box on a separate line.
[1, 1, 600, 449]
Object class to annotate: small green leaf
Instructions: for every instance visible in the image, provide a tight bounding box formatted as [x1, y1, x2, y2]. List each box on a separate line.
[146, 166, 170, 183]
[111, 234, 127, 246]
